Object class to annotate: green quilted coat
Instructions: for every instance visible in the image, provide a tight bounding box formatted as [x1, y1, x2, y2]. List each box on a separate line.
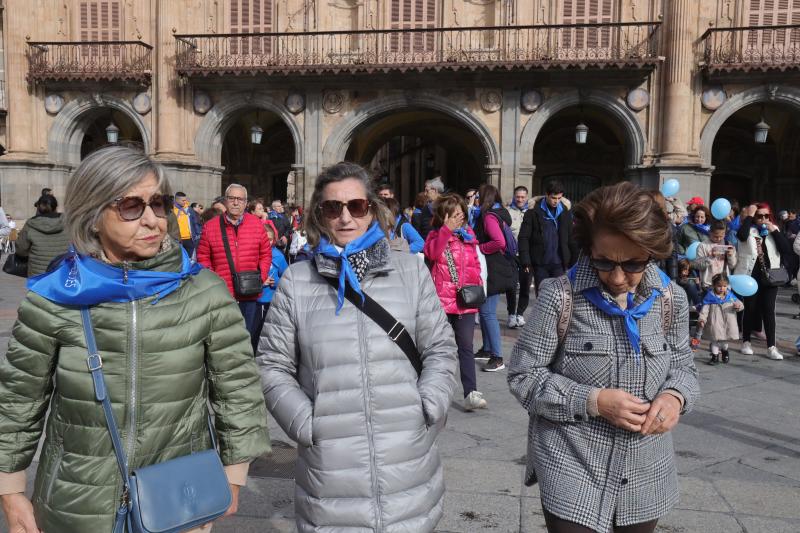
[14, 214, 70, 277]
[0, 245, 271, 533]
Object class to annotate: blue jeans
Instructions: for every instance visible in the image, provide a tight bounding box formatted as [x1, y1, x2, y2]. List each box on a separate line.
[479, 294, 502, 359]
[238, 301, 262, 355]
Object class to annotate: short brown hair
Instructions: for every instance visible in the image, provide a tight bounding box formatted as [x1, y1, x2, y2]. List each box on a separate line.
[573, 182, 673, 260]
[432, 193, 468, 228]
[692, 205, 711, 223]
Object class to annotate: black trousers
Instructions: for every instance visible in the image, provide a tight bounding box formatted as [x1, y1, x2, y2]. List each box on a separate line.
[543, 508, 657, 533]
[742, 283, 779, 347]
[448, 313, 477, 398]
[506, 264, 533, 316]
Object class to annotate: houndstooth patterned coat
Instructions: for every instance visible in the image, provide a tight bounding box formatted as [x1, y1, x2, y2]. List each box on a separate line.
[508, 257, 699, 532]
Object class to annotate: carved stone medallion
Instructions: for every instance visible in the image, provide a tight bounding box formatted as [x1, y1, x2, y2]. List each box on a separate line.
[285, 92, 305, 114]
[701, 86, 726, 111]
[44, 94, 65, 114]
[193, 90, 212, 114]
[521, 90, 543, 112]
[132, 93, 152, 115]
[626, 88, 650, 111]
[323, 91, 344, 114]
[479, 90, 502, 113]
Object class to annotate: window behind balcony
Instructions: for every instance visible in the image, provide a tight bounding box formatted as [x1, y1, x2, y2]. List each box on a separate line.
[79, 1, 121, 57]
[229, 0, 274, 55]
[389, 0, 437, 54]
[747, 0, 800, 48]
[560, 0, 616, 51]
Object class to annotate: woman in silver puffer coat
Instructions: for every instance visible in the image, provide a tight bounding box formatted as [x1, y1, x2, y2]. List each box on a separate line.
[257, 162, 458, 533]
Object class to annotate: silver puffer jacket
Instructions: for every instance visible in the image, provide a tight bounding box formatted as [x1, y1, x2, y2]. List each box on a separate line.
[257, 239, 458, 533]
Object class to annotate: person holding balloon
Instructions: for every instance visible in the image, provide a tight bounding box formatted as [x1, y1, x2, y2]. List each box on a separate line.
[677, 205, 711, 255]
[735, 203, 794, 360]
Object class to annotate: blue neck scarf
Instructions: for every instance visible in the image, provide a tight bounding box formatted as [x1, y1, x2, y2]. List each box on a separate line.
[315, 222, 386, 314]
[468, 206, 480, 228]
[692, 223, 710, 235]
[509, 201, 529, 213]
[391, 215, 403, 239]
[702, 289, 737, 306]
[580, 269, 670, 359]
[27, 246, 202, 306]
[540, 198, 563, 229]
[452, 227, 474, 241]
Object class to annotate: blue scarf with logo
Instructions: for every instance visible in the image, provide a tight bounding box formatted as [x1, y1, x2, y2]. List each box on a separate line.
[315, 222, 386, 314]
[692, 223, 710, 235]
[701, 290, 737, 307]
[540, 198, 563, 229]
[452, 227, 474, 241]
[579, 268, 670, 359]
[27, 245, 202, 306]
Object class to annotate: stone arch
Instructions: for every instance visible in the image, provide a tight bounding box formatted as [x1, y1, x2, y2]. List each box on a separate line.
[700, 85, 800, 168]
[194, 93, 303, 168]
[322, 93, 501, 168]
[48, 94, 151, 165]
[518, 89, 647, 170]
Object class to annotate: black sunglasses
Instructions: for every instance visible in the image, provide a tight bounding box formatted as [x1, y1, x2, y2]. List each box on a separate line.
[111, 193, 170, 221]
[590, 257, 651, 274]
[754, 213, 770, 220]
[318, 199, 371, 219]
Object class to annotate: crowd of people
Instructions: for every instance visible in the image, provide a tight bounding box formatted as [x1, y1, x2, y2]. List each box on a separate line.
[0, 144, 797, 533]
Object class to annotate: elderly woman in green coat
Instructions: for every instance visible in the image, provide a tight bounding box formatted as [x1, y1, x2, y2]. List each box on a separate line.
[0, 146, 270, 533]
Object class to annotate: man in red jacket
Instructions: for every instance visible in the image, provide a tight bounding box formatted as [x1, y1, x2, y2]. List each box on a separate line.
[197, 184, 272, 352]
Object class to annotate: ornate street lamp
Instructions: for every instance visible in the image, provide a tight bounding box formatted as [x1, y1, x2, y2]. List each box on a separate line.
[575, 122, 589, 144]
[754, 117, 770, 144]
[250, 124, 264, 145]
[105, 122, 120, 144]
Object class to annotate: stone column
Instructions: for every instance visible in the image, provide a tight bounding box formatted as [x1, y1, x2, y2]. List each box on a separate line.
[499, 89, 520, 200]
[302, 91, 323, 206]
[152, 0, 188, 159]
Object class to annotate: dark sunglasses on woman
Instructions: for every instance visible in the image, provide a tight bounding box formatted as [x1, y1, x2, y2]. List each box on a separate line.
[590, 257, 651, 273]
[111, 194, 170, 221]
[318, 199, 371, 219]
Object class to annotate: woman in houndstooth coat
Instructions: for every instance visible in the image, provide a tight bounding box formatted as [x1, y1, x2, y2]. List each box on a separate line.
[508, 182, 699, 533]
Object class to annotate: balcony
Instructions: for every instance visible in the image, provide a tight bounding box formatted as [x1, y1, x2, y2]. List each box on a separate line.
[174, 22, 661, 77]
[701, 25, 800, 76]
[26, 41, 153, 84]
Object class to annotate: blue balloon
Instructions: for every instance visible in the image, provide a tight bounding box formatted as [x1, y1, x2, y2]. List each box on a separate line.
[685, 241, 701, 261]
[730, 275, 758, 297]
[711, 198, 732, 220]
[661, 179, 680, 197]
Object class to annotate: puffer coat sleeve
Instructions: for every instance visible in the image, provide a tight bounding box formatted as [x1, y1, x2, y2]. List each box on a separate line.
[257, 266, 314, 447]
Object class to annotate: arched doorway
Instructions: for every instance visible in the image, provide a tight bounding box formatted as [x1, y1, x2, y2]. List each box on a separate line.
[343, 110, 490, 206]
[220, 109, 295, 203]
[533, 105, 626, 202]
[710, 102, 800, 210]
[80, 109, 144, 159]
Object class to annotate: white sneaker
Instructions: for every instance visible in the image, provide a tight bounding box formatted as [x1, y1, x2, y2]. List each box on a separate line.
[516, 314, 526, 327]
[767, 346, 784, 360]
[464, 391, 488, 411]
[741, 341, 754, 355]
[507, 315, 518, 329]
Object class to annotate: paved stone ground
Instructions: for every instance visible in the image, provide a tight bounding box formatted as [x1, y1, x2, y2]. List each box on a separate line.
[1, 264, 800, 533]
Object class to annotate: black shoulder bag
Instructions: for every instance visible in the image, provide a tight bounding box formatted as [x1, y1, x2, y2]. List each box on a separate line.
[321, 274, 423, 377]
[219, 216, 263, 297]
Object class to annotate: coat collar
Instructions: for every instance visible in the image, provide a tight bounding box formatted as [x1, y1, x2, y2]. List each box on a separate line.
[314, 238, 393, 279]
[570, 255, 668, 303]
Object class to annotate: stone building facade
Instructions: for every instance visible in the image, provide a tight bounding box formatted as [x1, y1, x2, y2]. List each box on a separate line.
[1, 0, 799, 219]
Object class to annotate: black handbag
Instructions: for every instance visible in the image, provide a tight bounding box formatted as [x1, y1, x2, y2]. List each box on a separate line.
[757, 253, 790, 287]
[2, 254, 28, 277]
[444, 245, 485, 308]
[219, 216, 263, 297]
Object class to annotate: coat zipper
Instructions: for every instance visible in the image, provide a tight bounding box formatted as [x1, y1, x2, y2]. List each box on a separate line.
[125, 300, 138, 469]
[357, 303, 383, 531]
[44, 440, 64, 503]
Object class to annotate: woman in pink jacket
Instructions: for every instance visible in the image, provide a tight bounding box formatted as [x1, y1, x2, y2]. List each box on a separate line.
[424, 193, 488, 411]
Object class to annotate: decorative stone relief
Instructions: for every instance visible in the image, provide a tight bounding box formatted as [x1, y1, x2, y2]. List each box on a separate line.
[44, 94, 65, 114]
[626, 88, 650, 111]
[521, 90, 543, 112]
[132, 93, 152, 115]
[701, 86, 726, 111]
[193, 90, 212, 114]
[479, 90, 502, 113]
[285, 92, 305, 114]
[323, 91, 344, 114]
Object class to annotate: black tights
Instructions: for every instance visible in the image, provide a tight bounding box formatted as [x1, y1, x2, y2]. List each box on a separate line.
[543, 508, 658, 533]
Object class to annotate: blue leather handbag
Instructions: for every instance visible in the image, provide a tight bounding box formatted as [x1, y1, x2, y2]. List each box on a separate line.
[80, 307, 232, 533]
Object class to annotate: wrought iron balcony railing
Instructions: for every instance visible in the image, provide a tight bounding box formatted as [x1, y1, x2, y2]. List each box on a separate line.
[701, 25, 800, 74]
[174, 22, 661, 77]
[26, 41, 153, 84]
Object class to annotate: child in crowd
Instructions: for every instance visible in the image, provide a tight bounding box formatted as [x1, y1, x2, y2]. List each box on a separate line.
[698, 273, 744, 365]
[677, 258, 702, 308]
[693, 219, 737, 292]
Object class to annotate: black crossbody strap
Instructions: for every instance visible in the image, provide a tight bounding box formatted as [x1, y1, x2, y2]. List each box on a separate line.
[321, 275, 423, 377]
[219, 215, 237, 277]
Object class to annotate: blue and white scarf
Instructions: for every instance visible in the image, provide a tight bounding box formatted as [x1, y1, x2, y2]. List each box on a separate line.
[540, 198, 563, 229]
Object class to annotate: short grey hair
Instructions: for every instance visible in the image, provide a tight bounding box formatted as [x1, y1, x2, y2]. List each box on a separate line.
[305, 161, 393, 248]
[65, 145, 171, 256]
[225, 183, 247, 198]
[425, 176, 445, 193]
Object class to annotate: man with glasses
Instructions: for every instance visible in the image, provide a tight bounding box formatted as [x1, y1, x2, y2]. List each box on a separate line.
[506, 186, 533, 328]
[197, 184, 272, 352]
